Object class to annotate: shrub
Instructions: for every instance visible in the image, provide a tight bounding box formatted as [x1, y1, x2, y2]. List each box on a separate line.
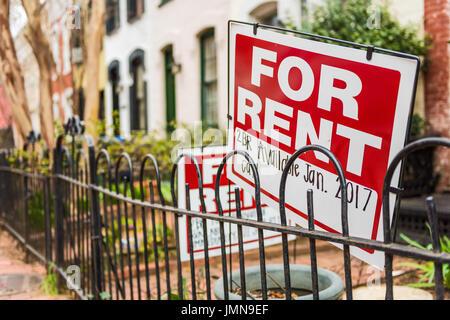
[295, 0, 430, 59]
[28, 191, 53, 232]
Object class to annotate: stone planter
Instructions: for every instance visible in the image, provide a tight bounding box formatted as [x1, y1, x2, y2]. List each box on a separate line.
[214, 264, 344, 300]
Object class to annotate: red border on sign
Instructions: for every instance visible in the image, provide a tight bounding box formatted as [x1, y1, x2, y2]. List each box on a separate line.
[183, 151, 279, 255]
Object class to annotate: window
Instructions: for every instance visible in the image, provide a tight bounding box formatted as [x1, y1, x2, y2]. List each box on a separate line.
[260, 11, 279, 26]
[99, 90, 106, 136]
[159, 0, 172, 6]
[78, 88, 85, 121]
[200, 29, 218, 128]
[99, 90, 105, 120]
[250, 1, 283, 27]
[106, 0, 120, 34]
[108, 61, 121, 136]
[129, 50, 147, 132]
[127, 0, 145, 22]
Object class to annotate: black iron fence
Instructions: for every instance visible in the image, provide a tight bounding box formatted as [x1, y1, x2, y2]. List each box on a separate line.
[0, 119, 449, 300]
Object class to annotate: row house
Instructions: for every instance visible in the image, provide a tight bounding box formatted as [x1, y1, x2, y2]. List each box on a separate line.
[103, 0, 304, 137]
[102, 0, 448, 189]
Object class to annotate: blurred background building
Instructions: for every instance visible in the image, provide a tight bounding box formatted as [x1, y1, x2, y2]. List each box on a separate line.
[101, 0, 440, 137]
[103, 0, 306, 137]
[0, 0, 448, 189]
[103, 0, 450, 191]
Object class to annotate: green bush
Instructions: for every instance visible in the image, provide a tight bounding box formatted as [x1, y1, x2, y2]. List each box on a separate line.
[99, 181, 142, 203]
[410, 114, 426, 138]
[103, 215, 174, 263]
[41, 263, 58, 296]
[7, 148, 50, 173]
[294, 0, 430, 59]
[28, 191, 54, 232]
[97, 129, 177, 182]
[96, 121, 226, 183]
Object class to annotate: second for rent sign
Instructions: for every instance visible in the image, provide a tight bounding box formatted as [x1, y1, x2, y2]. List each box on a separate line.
[177, 146, 295, 262]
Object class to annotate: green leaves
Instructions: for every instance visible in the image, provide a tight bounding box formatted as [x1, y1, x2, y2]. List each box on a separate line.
[304, 0, 430, 58]
[397, 230, 450, 289]
[399, 233, 427, 250]
[444, 264, 450, 288]
[161, 292, 182, 300]
[161, 278, 189, 300]
[410, 114, 426, 137]
[99, 292, 112, 300]
[41, 262, 58, 296]
[87, 292, 112, 300]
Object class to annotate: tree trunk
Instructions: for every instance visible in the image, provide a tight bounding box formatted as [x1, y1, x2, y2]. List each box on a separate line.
[22, 0, 55, 151]
[0, 0, 32, 148]
[70, 0, 87, 119]
[83, 0, 105, 136]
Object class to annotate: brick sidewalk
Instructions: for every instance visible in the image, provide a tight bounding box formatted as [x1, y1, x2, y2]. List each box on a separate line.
[0, 229, 69, 300]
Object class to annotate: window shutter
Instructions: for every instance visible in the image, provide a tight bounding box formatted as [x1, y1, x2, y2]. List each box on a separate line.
[129, 85, 136, 130]
[143, 81, 148, 131]
[200, 29, 218, 128]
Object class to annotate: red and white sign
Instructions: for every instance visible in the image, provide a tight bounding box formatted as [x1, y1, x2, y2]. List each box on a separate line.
[177, 146, 294, 262]
[227, 22, 419, 268]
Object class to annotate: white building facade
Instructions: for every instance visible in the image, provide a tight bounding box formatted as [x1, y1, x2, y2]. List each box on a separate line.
[104, 0, 304, 137]
[104, 0, 151, 137]
[103, 0, 428, 137]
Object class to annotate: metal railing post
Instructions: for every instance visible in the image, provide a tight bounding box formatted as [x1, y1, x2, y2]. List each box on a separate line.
[44, 175, 53, 263]
[23, 171, 29, 263]
[53, 144, 65, 291]
[89, 144, 104, 299]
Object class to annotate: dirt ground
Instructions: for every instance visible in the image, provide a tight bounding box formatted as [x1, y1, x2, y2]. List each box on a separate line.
[0, 229, 70, 300]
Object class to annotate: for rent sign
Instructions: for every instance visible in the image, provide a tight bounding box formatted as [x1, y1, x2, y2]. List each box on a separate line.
[227, 22, 419, 268]
[177, 146, 294, 262]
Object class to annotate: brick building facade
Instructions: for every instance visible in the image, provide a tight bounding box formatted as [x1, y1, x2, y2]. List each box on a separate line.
[424, 0, 450, 191]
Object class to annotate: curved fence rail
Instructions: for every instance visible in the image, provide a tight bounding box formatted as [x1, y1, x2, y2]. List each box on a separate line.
[0, 121, 449, 301]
